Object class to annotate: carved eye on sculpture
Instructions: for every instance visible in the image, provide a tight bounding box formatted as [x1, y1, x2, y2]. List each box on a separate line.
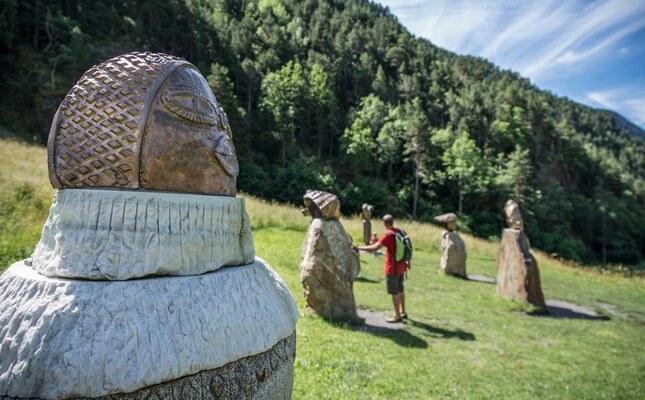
[213, 135, 239, 177]
[161, 87, 218, 125]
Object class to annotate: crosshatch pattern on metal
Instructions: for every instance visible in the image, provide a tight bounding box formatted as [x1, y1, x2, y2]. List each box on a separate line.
[53, 52, 184, 188]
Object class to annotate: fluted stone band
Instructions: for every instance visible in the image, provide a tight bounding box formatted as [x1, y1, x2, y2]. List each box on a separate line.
[31, 189, 255, 280]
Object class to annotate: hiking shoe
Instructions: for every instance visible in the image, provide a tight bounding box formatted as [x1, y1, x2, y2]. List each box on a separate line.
[386, 316, 402, 323]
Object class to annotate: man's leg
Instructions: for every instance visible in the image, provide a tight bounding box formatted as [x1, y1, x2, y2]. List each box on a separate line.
[391, 294, 401, 319]
[398, 274, 406, 317]
[399, 292, 406, 315]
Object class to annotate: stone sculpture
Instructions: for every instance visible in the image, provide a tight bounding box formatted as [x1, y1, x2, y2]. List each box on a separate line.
[0, 52, 298, 400]
[361, 203, 374, 244]
[300, 190, 360, 320]
[496, 200, 545, 308]
[435, 213, 467, 277]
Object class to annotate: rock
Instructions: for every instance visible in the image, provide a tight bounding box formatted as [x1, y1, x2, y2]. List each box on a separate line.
[0, 259, 297, 399]
[300, 218, 360, 320]
[496, 228, 545, 308]
[434, 212, 458, 225]
[440, 231, 467, 277]
[435, 213, 466, 277]
[0, 332, 296, 400]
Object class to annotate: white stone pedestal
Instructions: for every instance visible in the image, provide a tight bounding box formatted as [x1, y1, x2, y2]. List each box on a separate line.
[0, 190, 298, 399]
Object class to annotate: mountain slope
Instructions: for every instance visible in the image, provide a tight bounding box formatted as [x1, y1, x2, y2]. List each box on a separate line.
[0, 0, 643, 264]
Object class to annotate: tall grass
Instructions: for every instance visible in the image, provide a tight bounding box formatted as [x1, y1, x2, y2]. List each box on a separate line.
[0, 130, 636, 279]
[0, 136, 52, 266]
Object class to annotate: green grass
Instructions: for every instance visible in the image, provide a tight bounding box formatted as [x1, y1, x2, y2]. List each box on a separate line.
[1, 136, 644, 399]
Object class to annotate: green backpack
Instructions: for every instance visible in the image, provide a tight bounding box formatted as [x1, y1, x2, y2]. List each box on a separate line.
[394, 229, 413, 263]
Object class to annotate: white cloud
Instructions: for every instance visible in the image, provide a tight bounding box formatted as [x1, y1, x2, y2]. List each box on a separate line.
[587, 84, 645, 127]
[378, 0, 645, 128]
[519, 0, 645, 77]
[380, 0, 645, 78]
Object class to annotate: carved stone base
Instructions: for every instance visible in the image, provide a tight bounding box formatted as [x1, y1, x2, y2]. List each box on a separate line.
[440, 231, 467, 277]
[0, 260, 297, 399]
[496, 229, 545, 308]
[300, 219, 360, 320]
[0, 333, 296, 400]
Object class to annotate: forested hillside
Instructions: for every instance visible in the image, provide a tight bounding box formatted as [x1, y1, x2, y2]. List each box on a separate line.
[1, 0, 643, 265]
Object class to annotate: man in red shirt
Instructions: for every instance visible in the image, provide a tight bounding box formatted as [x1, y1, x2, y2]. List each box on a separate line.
[354, 214, 409, 322]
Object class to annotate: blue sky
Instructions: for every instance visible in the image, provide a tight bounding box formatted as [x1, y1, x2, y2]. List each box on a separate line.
[378, 0, 645, 129]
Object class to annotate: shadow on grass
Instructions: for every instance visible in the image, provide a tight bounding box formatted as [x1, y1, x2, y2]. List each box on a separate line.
[355, 276, 379, 283]
[406, 319, 477, 341]
[466, 274, 496, 285]
[520, 300, 610, 321]
[363, 327, 428, 348]
[321, 313, 428, 348]
[539, 306, 609, 321]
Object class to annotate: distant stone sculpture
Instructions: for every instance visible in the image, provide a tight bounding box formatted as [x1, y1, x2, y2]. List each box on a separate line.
[435, 213, 467, 277]
[504, 199, 524, 230]
[0, 52, 298, 399]
[496, 200, 545, 309]
[300, 190, 360, 320]
[362, 203, 374, 244]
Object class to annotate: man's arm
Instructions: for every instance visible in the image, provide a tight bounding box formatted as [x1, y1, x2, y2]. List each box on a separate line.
[353, 242, 384, 253]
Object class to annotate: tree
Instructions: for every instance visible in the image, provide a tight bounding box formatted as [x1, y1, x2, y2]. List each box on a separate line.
[307, 63, 333, 160]
[260, 60, 306, 165]
[402, 98, 430, 219]
[341, 94, 387, 174]
[442, 131, 490, 215]
[377, 107, 405, 184]
[495, 145, 532, 203]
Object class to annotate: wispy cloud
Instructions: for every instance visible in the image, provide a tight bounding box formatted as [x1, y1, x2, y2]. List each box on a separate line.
[587, 83, 645, 127]
[379, 0, 645, 128]
[381, 0, 645, 76]
[516, 0, 645, 77]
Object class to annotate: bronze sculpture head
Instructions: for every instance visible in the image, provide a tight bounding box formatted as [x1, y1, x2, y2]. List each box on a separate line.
[504, 199, 524, 230]
[361, 203, 373, 221]
[301, 190, 341, 220]
[48, 52, 238, 196]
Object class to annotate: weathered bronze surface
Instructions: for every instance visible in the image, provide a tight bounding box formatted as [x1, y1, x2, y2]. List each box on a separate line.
[301, 190, 341, 220]
[503, 199, 524, 230]
[48, 51, 238, 196]
[361, 203, 373, 244]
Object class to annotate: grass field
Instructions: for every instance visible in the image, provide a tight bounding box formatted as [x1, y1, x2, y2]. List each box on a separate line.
[1, 135, 644, 399]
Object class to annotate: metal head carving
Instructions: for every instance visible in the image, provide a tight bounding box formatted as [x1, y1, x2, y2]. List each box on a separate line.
[301, 190, 341, 220]
[504, 199, 524, 230]
[361, 203, 373, 221]
[435, 212, 458, 232]
[48, 52, 238, 196]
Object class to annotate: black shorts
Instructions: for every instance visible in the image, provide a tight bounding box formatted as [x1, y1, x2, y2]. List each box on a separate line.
[386, 274, 404, 295]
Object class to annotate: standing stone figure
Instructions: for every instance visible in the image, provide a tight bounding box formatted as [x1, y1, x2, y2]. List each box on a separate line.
[362, 203, 374, 244]
[435, 213, 467, 277]
[0, 52, 298, 399]
[300, 190, 360, 320]
[496, 199, 546, 308]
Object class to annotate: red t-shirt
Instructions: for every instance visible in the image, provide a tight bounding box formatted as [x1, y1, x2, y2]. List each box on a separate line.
[378, 228, 407, 276]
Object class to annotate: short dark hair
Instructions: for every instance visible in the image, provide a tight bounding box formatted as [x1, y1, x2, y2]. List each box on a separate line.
[383, 214, 394, 224]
